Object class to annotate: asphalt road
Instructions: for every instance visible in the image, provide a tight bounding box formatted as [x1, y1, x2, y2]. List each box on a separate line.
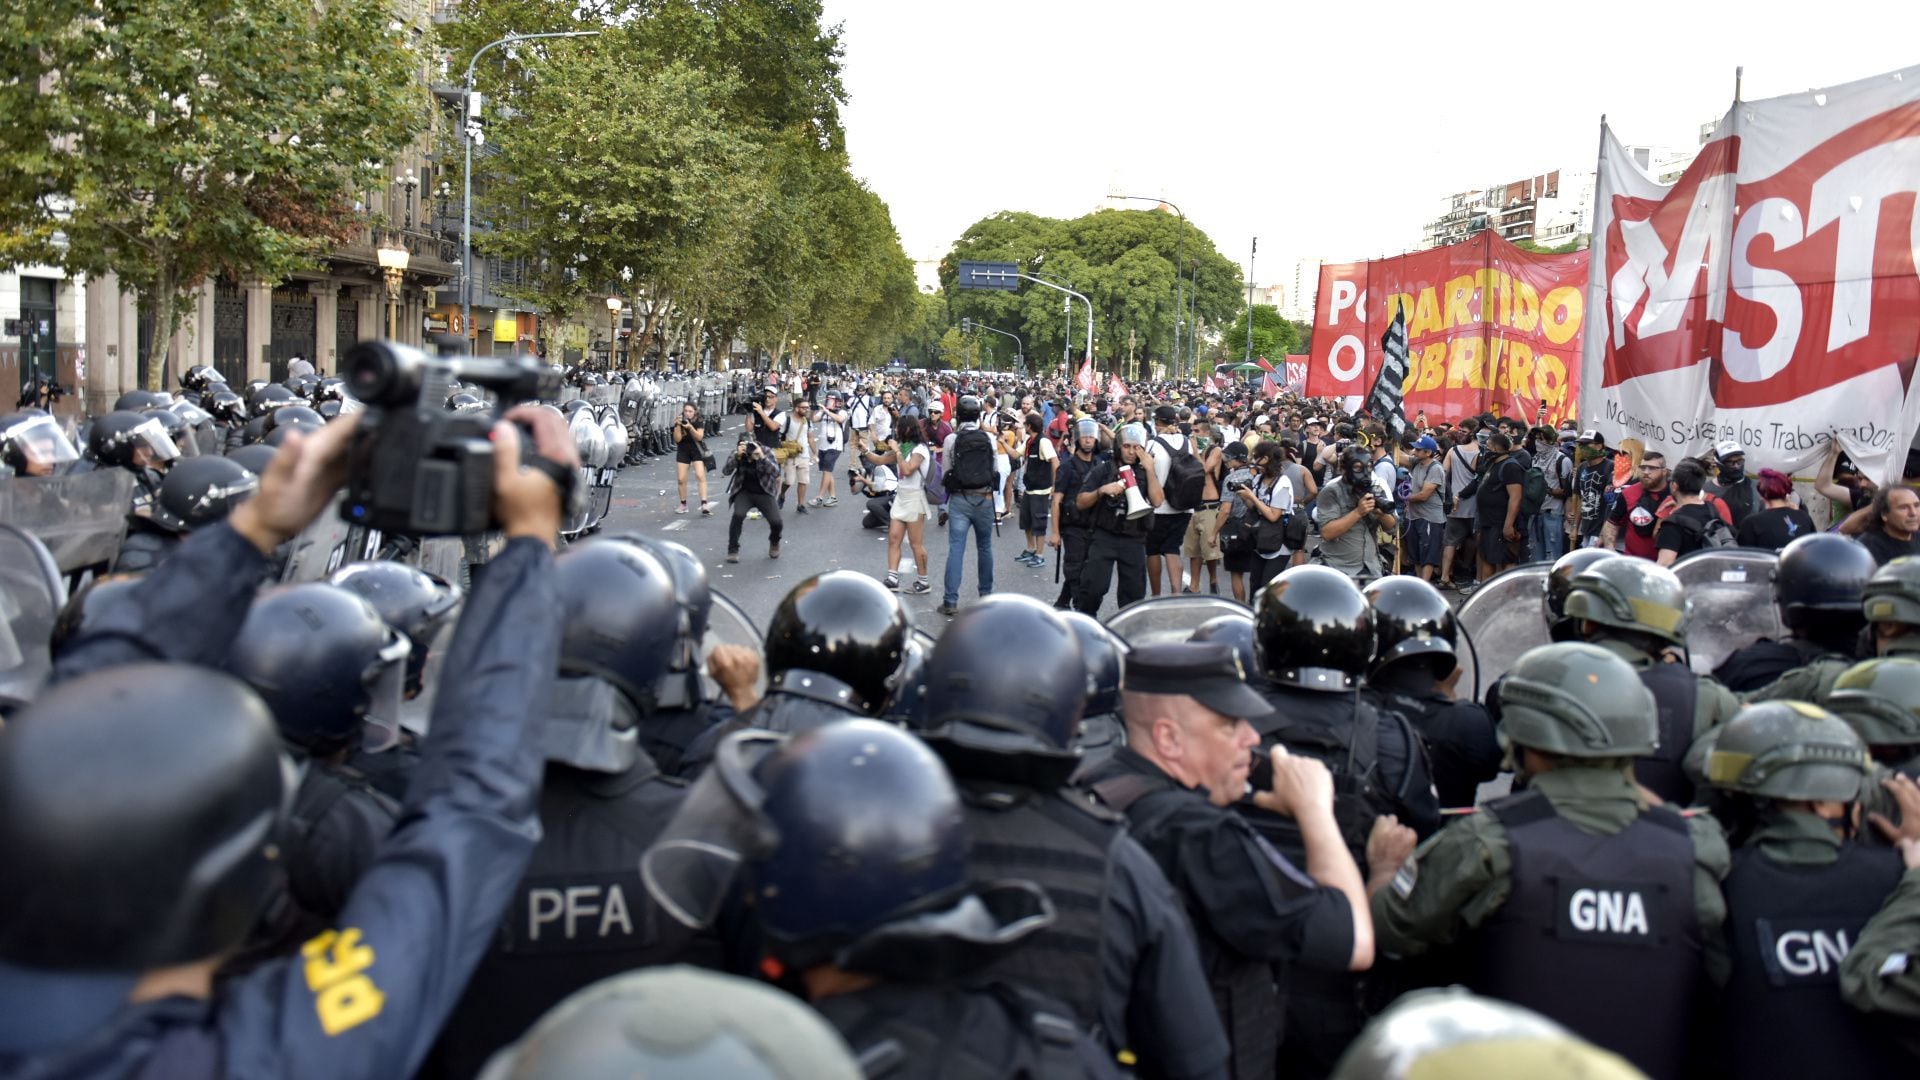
[597, 412, 1175, 636]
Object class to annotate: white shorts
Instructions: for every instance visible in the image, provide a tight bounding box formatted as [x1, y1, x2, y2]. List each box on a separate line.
[782, 455, 813, 486]
[891, 487, 929, 522]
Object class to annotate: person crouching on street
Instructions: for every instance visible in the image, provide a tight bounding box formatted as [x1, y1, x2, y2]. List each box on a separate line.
[724, 435, 782, 563]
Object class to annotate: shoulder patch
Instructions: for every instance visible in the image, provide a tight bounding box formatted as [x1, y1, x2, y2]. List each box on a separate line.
[1391, 855, 1419, 899]
[301, 928, 385, 1036]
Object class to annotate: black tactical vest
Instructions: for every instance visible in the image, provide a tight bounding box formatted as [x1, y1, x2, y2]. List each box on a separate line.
[1468, 789, 1700, 1080]
[424, 760, 722, 1079]
[1256, 689, 1403, 863]
[1721, 841, 1907, 1080]
[819, 981, 1099, 1080]
[1635, 661, 1699, 806]
[959, 784, 1115, 1034]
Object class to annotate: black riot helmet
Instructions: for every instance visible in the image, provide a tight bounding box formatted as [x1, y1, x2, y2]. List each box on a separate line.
[262, 418, 322, 447]
[1775, 533, 1876, 635]
[226, 442, 277, 477]
[921, 595, 1085, 758]
[1060, 610, 1126, 717]
[207, 390, 246, 424]
[879, 632, 932, 730]
[86, 410, 181, 469]
[621, 534, 714, 649]
[286, 373, 321, 400]
[954, 395, 983, 424]
[764, 571, 907, 714]
[551, 539, 679, 708]
[1253, 565, 1375, 691]
[1543, 548, 1622, 642]
[247, 383, 299, 418]
[0, 664, 290, 971]
[1364, 576, 1457, 678]
[113, 389, 171, 411]
[148, 455, 258, 534]
[1189, 612, 1263, 690]
[329, 561, 463, 697]
[226, 583, 410, 758]
[48, 573, 144, 660]
[263, 404, 325, 434]
[140, 406, 190, 453]
[180, 364, 221, 393]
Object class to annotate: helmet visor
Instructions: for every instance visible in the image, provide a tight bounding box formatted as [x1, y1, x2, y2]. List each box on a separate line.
[6, 416, 80, 471]
[640, 731, 785, 930]
[128, 417, 180, 463]
[359, 631, 412, 754]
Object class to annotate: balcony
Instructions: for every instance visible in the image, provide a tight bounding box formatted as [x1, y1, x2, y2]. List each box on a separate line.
[432, 1, 460, 25]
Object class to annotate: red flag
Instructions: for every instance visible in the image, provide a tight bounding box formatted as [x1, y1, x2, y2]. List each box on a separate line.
[1261, 373, 1282, 400]
[1108, 374, 1128, 400]
[1255, 357, 1277, 374]
[1074, 357, 1097, 394]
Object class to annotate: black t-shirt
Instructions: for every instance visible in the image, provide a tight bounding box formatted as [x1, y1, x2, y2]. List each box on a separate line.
[1474, 455, 1526, 522]
[1859, 527, 1920, 566]
[1656, 502, 1717, 558]
[1734, 505, 1817, 551]
[1080, 459, 1150, 539]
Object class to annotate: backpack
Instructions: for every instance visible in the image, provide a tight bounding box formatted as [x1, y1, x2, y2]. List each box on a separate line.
[948, 428, 996, 491]
[921, 447, 948, 506]
[1661, 505, 1738, 550]
[1519, 462, 1549, 516]
[1151, 435, 1207, 512]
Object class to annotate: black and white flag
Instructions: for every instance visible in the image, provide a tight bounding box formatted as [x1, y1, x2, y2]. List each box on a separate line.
[1365, 299, 1411, 438]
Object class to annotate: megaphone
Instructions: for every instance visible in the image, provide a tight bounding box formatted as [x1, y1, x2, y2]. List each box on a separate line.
[1119, 465, 1152, 519]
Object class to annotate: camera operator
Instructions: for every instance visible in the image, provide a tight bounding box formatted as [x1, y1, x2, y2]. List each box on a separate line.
[1314, 447, 1396, 583]
[748, 388, 783, 451]
[672, 403, 713, 517]
[1, 408, 578, 1079]
[723, 436, 782, 563]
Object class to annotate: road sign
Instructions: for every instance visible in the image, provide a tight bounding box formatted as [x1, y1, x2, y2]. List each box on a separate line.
[956, 261, 1020, 291]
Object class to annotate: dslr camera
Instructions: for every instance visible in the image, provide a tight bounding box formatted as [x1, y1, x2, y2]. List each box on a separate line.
[339, 340, 561, 535]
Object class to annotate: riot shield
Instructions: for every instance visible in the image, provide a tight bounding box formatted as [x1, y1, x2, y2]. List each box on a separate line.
[1456, 562, 1553, 704]
[699, 590, 767, 701]
[412, 537, 470, 586]
[280, 495, 360, 582]
[0, 470, 136, 574]
[0, 524, 67, 710]
[1675, 548, 1783, 675]
[1103, 595, 1254, 648]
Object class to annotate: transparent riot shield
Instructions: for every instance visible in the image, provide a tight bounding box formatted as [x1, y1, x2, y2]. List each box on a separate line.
[279, 495, 360, 582]
[1456, 563, 1554, 704]
[1103, 595, 1255, 648]
[1675, 548, 1783, 675]
[0, 524, 67, 710]
[700, 590, 767, 701]
[0, 470, 136, 574]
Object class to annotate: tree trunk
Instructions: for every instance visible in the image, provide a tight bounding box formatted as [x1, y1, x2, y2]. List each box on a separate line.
[142, 267, 179, 392]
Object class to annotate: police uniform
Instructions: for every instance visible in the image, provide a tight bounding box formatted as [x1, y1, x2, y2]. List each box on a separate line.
[677, 670, 865, 776]
[815, 980, 1121, 1079]
[1053, 444, 1111, 611]
[1373, 767, 1730, 1080]
[1713, 636, 1819, 694]
[1076, 454, 1155, 613]
[1, 522, 562, 1079]
[1839, 862, 1920, 1059]
[1589, 637, 1738, 806]
[1364, 665, 1500, 810]
[1737, 644, 1859, 708]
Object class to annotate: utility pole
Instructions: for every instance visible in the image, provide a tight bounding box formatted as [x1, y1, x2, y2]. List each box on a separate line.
[1245, 237, 1257, 362]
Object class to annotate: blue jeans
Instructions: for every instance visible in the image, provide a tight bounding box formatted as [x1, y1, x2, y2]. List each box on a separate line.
[944, 493, 995, 606]
[1530, 509, 1567, 564]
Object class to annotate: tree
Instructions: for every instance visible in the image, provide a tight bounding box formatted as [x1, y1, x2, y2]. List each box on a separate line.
[1219, 305, 1300, 363]
[0, 0, 423, 386]
[1514, 236, 1586, 255]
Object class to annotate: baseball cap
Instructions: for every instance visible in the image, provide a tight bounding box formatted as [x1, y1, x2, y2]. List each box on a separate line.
[928, 400, 944, 414]
[1123, 642, 1274, 720]
[1714, 440, 1744, 459]
[1153, 404, 1180, 425]
[1578, 429, 1606, 445]
[1412, 435, 1439, 452]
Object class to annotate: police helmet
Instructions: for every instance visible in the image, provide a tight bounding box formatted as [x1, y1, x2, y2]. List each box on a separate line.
[1495, 642, 1658, 759]
[1061, 610, 1126, 717]
[207, 390, 246, 424]
[113, 389, 171, 411]
[921, 595, 1084, 756]
[180, 364, 220, 393]
[262, 418, 322, 447]
[48, 573, 143, 660]
[476, 967, 861, 1080]
[551, 540, 679, 708]
[1331, 987, 1644, 1080]
[1860, 557, 1920, 628]
[263, 404, 325, 433]
[1562, 556, 1690, 647]
[317, 399, 344, 421]
[1704, 702, 1870, 802]
[1189, 612, 1261, 690]
[0, 664, 289, 971]
[247, 383, 299, 418]
[1363, 576, 1457, 678]
[879, 632, 931, 730]
[1543, 548, 1621, 642]
[1826, 657, 1920, 749]
[328, 561, 462, 697]
[628, 536, 712, 645]
[1253, 565, 1374, 691]
[1, 412, 79, 476]
[285, 374, 321, 400]
[763, 571, 907, 714]
[954, 395, 983, 424]
[226, 583, 409, 756]
[86, 410, 181, 468]
[447, 391, 486, 413]
[312, 377, 347, 404]
[746, 721, 970, 968]
[148, 455, 258, 534]
[226, 443, 278, 477]
[1775, 533, 1877, 628]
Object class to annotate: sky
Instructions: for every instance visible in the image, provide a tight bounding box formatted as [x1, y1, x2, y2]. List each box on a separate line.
[819, 0, 1919, 291]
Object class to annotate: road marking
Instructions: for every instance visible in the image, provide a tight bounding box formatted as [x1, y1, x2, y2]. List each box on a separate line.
[662, 520, 689, 532]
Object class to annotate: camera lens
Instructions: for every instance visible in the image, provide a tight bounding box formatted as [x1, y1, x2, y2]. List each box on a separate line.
[343, 341, 424, 407]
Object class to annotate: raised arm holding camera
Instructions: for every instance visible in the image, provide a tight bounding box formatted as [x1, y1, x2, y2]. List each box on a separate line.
[723, 436, 782, 563]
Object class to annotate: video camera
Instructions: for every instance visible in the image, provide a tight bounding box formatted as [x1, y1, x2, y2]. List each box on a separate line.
[339, 340, 562, 535]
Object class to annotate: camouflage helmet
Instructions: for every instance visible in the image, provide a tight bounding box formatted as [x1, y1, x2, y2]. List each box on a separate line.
[1704, 702, 1870, 802]
[1860, 557, 1920, 627]
[1330, 987, 1645, 1080]
[1826, 657, 1920, 749]
[1495, 643, 1658, 759]
[1562, 557, 1691, 647]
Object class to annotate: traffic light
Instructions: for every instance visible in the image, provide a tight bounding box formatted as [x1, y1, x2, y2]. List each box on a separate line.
[961, 317, 972, 333]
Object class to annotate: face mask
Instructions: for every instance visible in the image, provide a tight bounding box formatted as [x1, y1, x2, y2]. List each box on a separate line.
[1721, 461, 1745, 482]
[1195, 436, 1212, 452]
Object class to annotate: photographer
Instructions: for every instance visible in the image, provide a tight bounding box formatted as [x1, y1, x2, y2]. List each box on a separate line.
[1231, 441, 1298, 594]
[672, 402, 712, 517]
[748, 388, 783, 451]
[723, 436, 782, 563]
[5, 409, 576, 1079]
[1314, 447, 1396, 582]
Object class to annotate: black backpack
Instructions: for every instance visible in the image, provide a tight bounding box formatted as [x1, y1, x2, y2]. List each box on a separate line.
[948, 428, 996, 492]
[1152, 436, 1207, 512]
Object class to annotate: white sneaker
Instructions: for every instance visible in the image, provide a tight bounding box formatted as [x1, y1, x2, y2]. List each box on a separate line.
[823, 497, 838, 507]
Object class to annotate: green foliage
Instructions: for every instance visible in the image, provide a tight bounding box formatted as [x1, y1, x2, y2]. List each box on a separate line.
[1219, 304, 1300, 363]
[0, 0, 424, 385]
[1513, 236, 1585, 255]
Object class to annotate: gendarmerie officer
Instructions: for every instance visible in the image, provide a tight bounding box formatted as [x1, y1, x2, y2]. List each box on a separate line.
[1079, 642, 1375, 1080]
[1361, 576, 1499, 810]
[1839, 831, 1920, 1060]
[425, 539, 723, 1078]
[1373, 642, 1732, 1080]
[1861, 556, 1920, 659]
[1699, 702, 1909, 1080]
[1827, 657, 1920, 848]
[1715, 533, 1875, 699]
[915, 596, 1229, 1079]
[1560, 556, 1738, 805]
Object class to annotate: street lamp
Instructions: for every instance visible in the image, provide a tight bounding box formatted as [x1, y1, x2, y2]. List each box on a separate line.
[1114, 194, 1188, 378]
[400, 168, 419, 229]
[461, 29, 601, 348]
[606, 295, 623, 368]
[377, 242, 410, 340]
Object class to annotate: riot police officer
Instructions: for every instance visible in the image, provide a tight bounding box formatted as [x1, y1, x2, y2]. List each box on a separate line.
[1078, 641, 1376, 1080]
[1542, 547, 1620, 642]
[915, 596, 1229, 1079]
[329, 560, 464, 799]
[1373, 642, 1731, 1080]
[1827, 657, 1920, 846]
[1061, 609, 1127, 760]
[1860, 556, 1920, 658]
[1700, 702, 1910, 1079]
[0, 407, 575, 1078]
[1715, 533, 1875, 699]
[426, 540, 722, 1078]
[647, 721, 1119, 1077]
[86, 409, 178, 508]
[0, 411, 79, 477]
[115, 455, 259, 573]
[1561, 556, 1738, 805]
[1362, 577, 1499, 809]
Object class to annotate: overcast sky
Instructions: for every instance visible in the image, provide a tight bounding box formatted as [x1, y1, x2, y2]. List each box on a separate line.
[820, 0, 1918, 287]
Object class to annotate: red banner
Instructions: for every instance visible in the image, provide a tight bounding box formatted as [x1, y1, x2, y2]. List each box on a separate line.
[1284, 355, 1308, 396]
[1307, 233, 1587, 426]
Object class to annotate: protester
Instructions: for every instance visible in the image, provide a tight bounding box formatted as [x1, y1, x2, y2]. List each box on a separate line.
[1735, 468, 1817, 550]
[1655, 458, 1725, 565]
[876, 415, 933, 595]
[1402, 435, 1445, 582]
[1181, 419, 1226, 594]
[1016, 413, 1056, 568]
[1853, 484, 1920, 565]
[671, 402, 713, 516]
[1144, 405, 1194, 596]
[723, 435, 782, 563]
[939, 395, 997, 617]
[809, 393, 845, 508]
[1439, 427, 1479, 588]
